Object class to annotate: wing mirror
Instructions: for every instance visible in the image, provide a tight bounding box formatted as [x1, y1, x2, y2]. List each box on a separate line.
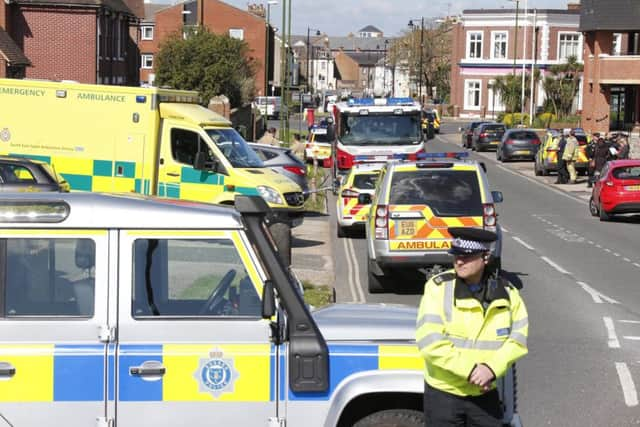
[261, 279, 276, 319]
[491, 191, 504, 203]
[194, 152, 219, 173]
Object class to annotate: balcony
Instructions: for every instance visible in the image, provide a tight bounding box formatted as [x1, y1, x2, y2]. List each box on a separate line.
[597, 54, 640, 84]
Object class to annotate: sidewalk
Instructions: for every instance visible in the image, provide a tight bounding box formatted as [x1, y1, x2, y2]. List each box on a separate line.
[508, 162, 593, 200]
[291, 213, 335, 288]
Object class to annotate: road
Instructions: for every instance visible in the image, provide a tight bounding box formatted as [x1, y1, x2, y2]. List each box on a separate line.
[329, 121, 640, 426]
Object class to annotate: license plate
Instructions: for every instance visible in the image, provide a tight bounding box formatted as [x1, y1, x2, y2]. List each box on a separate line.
[624, 185, 640, 191]
[514, 150, 530, 155]
[397, 220, 416, 236]
[491, 140, 499, 144]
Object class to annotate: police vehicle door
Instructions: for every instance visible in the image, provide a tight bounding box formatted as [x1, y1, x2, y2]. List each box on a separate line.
[115, 229, 275, 426]
[0, 230, 109, 427]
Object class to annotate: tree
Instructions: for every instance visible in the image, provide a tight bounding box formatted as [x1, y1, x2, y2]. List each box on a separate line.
[155, 27, 257, 108]
[489, 74, 532, 115]
[542, 55, 583, 119]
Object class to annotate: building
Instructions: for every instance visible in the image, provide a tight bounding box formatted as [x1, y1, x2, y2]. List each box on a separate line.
[139, 0, 272, 96]
[450, 4, 582, 118]
[580, 0, 640, 133]
[357, 25, 383, 39]
[1, 0, 141, 84]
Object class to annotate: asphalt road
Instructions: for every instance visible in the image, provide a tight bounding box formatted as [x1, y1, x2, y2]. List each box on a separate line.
[330, 121, 640, 426]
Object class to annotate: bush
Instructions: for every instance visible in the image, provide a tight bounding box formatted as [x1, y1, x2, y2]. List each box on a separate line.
[500, 113, 531, 128]
[532, 112, 556, 129]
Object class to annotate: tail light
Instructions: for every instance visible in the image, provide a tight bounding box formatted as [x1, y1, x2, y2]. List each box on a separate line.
[479, 133, 488, 138]
[532, 138, 541, 145]
[483, 203, 497, 231]
[547, 148, 558, 152]
[283, 165, 306, 176]
[337, 147, 354, 170]
[374, 205, 388, 239]
[505, 139, 514, 145]
[341, 188, 359, 198]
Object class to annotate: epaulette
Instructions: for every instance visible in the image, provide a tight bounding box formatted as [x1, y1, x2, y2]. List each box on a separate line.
[433, 272, 456, 286]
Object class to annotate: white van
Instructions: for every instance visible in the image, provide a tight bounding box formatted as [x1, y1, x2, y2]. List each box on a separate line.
[254, 96, 281, 119]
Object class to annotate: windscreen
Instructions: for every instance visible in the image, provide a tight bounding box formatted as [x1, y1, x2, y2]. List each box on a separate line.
[311, 129, 330, 143]
[389, 170, 483, 216]
[352, 173, 379, 190]
[509, 131, 538, 140]
[339, 112, 421, 146]
[206, 128, 264, 168]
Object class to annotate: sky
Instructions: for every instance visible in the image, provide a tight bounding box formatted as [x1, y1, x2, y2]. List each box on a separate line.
[217, 0, 572, 37]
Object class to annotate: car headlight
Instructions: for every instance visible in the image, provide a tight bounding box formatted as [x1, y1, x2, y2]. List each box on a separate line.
[257, 185, 284, 205]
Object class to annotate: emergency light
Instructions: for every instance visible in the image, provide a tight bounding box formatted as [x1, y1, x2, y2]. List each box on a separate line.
[347, 97, 417, 107]
[0, 201, 70, 223]
[420, 152, 469, 159]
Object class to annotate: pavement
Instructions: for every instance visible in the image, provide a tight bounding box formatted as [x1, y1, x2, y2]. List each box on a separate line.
[291, 210, 335, 288]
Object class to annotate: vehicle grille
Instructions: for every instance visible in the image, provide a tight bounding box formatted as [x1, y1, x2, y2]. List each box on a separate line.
[284, 192, 305, 207]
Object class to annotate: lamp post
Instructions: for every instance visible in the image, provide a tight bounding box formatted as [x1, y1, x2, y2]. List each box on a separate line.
[307, 27, 321, 94]
[264, 1, 278, 97]
[509, 0, 520, 77]
[383, 39, 389, 95]
[408, 17, 425, 104]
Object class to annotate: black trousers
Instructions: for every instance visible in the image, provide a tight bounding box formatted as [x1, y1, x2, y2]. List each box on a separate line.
[424, 383, 503, 427]
[556, 159, 569, 184]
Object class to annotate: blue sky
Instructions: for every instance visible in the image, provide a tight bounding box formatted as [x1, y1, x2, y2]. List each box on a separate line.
[218, 0, 571, 36]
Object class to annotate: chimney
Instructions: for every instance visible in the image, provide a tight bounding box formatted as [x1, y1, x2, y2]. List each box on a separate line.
[567, 1, 580, 11]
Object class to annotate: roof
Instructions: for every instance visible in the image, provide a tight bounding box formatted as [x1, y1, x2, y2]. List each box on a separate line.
[0, 192, 243, 229]
[142, 2, 167, 22]
[325, 36, 393, 52]
[0, 29, 31, 66]
[345, 51, 383, 67]
[580, 0, 640, 31]
[463, 8, 579, 15]
[13, 0, 136, 15]
[357, 25, 383, 33]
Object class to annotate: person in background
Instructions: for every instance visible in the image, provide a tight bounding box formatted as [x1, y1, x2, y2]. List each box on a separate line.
[257, 127, 280, 146]
[290, 133, 306, 159]
[556, 129, 569, 184]
[616, 136, 630, 160]
[563, 129, 579, 184]
[592, 136, 613, 186]
[416, 227, 528, 427]
[586, 132, 600, 188]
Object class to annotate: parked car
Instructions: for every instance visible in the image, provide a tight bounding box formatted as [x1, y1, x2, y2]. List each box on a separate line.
[248, 143, 309, 199]
[471, 123, 506, 152]
[534, 128, 590, 176]
[496, 129, 542, 162]
[253, 96, 281, 119]
[0, 156, 69, 192]
[459, 121, 492, 149]
[589, 159, 640, 221]
[304, 124, 332, 165]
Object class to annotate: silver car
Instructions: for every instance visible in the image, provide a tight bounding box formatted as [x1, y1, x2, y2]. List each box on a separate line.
[249, 143, 310, 198]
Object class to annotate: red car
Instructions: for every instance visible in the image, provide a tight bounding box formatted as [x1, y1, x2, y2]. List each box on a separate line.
[590, 159, 640, 221]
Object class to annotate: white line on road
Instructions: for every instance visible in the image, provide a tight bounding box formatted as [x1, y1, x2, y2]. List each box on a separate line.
[345, 237, 366, 303]
[623, 336, 640, 341]
[512, 236, 535, 251]
[578, 282, 620, 304]
[540, 256, 571, 274]
[624, 258, 631, 262]
[614, 252, 621, 257]
[596, 244, 602, 248]
[615, 362, 639, 407]
[634, 263, 640, 268]
[604, 317, 621, 348]
[588, 241, 594, 245]
[620, 320, 640, 324]
[342, 238, 360, 303]
[501, 225, 509, 233]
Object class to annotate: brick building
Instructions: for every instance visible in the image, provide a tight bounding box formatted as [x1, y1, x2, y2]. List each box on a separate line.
[450, 5, 581, 118]
[580, 0, 640, 134]
[139, 0, 271, 96]
[1, 0, 141, 84]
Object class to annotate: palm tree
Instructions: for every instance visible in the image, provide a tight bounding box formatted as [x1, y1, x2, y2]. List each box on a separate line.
[542, 55, 583, 119]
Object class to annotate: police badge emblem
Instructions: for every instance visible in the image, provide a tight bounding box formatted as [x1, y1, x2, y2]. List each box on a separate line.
[194, 348, 239, 398]
[0, 128, 10, 142]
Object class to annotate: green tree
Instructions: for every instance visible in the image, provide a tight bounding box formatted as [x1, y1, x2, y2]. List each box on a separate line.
[489, 74, 531, 114]
[155, 26, 257, 108]
[542, 55, 583, 119]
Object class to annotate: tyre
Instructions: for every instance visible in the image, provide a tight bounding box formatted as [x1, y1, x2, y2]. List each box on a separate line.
[268, 222, 292, 266]
[337, 224, 347, 238]
[353, 409, 424, 427]
[589, 197, 599, 217]
[496, 150, 501, 161]
[541, 166, 549, 176]
[534, 162, 542, 176]
[367, 260, 386, 294]
[599, 202, 611, 221]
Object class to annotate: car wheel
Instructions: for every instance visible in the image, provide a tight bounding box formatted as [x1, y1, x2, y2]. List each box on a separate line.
[337, 224, 347, 238]
[367, 261, 387, 294]
[534, 162, 542, 176]
[599, 202, 611, 221]
[353, 409, 424, 427]
[496, 150, 501, 161]
[541, 166, 549, 176]
[589, 197, 599, 217]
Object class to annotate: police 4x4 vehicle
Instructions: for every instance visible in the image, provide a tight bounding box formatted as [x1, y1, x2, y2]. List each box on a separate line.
[363, 152, 503, 294]
[0, 192, 523, 427]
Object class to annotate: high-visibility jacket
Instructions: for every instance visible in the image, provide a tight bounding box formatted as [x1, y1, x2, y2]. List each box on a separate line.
[416, 270, 528, 397]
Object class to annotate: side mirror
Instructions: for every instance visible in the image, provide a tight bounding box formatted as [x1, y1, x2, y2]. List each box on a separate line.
[491, 191, 504, 203]
[194, 153, 219, 173]
[358, 193, 372, 205]
[261, 280, 276, 319]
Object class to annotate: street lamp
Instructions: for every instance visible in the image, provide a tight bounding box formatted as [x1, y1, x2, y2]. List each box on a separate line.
[408, 17, 425, 104]
[307, 27, 321, 94]
[383, 39, 389, 95]
[508, 0, 520, 76]
[264, 0, 278, 97]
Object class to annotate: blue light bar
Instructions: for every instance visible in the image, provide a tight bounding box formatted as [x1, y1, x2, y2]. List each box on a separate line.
[420, 152, 469, 159]
[386, 97, 415, 105]
[348, 98, 375, 106]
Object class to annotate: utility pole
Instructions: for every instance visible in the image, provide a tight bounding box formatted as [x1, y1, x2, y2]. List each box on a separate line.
[529, 9, 538, 122]
[520, 0, 527, 124]
[419, 17, 424, 104]
[511, 0, 519, 76]
[279, 0, 287, 139]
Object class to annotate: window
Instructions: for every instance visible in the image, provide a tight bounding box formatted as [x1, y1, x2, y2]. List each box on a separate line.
[0, 164, 36, 184]
[132, 238, 261, 317]
[491, 31, 507, 59]
[141, 54, 153, 69]
[171, 128, 212, 166]
[229, 28, 244, 40]
[4, 238, 95, 317]
[464, 80, 481, 110]
[141, 26, 154, 40]
[558, 33, 581, 61]
[353, 173, 378, 190]
[612, 33, 622, 55]
[467, 32, 483, 59]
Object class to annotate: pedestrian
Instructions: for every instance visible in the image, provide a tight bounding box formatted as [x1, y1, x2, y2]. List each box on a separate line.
[563, 129, 579, 184]
[290, 133, 306, 160]
[416, 227, 528, 427]
[586, 132, 600, 188]
[616, 136, 630, 160]
[556, 129, 569, 184]
[592, 136, 612, 184]
[257, 127, 280, 146]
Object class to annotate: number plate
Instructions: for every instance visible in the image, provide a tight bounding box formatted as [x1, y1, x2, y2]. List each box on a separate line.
[624, 185, 640, 191]
[514, 150, 531, 155]
[397, 220, 416, 236]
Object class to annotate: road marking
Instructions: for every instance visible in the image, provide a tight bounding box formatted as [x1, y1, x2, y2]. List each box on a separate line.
[614, 252, 620, 257]
[624, 336, 640, 341]
[620, 320, 640, 324]
[501, 225, 509, 233]
[512, 236, 535, 251]
[343, 237, 366, 303]
[604, 317, 621, 348]
[624, 257, 631, 262]
[578, 282, 620, 304]
[615, 362, 639, 407]
[342, 238, 360, 303]
[604, 248, 612, 253]
[588, 240, 594, 245]
[540, 256, 571, 274]
[596, 244, 603, 248]
[634, 263, 640, 268]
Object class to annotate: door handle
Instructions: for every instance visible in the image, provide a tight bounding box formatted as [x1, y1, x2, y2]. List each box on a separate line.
[0, 362, 16, 378]
[130, 361, 166, 377]
[166, 172, 180, 177]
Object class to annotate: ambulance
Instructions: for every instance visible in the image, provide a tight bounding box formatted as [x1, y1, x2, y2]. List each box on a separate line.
[0, 192, 522, 427]
[0, 79, 304, 247]
[330, 97, 432, 180]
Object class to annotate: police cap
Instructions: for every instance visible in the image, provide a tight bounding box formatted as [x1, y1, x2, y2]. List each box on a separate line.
[448, 227, 497, 256]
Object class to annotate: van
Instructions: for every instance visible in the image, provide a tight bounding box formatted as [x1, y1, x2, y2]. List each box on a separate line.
[253, 96, 281, 119]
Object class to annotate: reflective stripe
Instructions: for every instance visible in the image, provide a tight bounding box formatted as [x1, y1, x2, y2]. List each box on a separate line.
[417, 313, 444, 328]
[511, 317, 528, 331]
[509, 332, 528, 347]
[443, 280, 454, 322]
[447, 336, 505, 351]
[418, 333, 445, 350]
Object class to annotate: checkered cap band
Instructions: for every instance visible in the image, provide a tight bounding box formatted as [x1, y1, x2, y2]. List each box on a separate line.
[452, 238, 488, 252]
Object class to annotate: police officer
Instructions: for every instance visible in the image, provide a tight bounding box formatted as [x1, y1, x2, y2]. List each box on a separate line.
[416, 227, 528, 427]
